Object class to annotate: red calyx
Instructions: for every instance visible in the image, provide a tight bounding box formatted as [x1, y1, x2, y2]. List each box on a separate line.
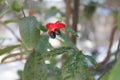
[46, 21, 65, 38]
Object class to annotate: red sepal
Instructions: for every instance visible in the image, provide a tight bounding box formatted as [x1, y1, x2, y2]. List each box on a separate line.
[46, 21, 65, 35]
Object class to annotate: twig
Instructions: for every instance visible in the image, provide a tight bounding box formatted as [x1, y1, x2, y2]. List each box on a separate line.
[90, 30, 119, 79]
[97, 60, 116, 80]
[89, 26, 117, 70]
[21, 7, 26, 17]
[115, 38, 120, 61]
[0, 57, 26, 65]
[100, 26, 117, 65]
[29, 0, 35, 16]
[71, 0, 79, 44]
[65, 0, 71, 37]
[0, 21, 21, 42]
[98, 72, 105, 80]
[6, 26, 21, 42]
[61, 0, 71, 69]
[61, 53, 68, 69]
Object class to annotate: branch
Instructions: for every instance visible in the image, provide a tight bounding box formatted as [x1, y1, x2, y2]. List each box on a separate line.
[65, 0, 71, 37]
[21, 7, 26, 17]
[115, 38, 120, 61]
[0, 21, 21, 42]
[71, 0, 79, 44]
[61, 0, 72, 69]
[90, 27, 119, 79]
[29, 0, 35, 16]
[100, 26, 117, 65]
[0, 57, 26, 65]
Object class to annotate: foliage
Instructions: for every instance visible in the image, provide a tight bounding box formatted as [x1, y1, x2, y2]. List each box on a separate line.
[23, 51, 48, 80]
[23, 46, 91, 80]
[84, 4, 96, 20]
[1, 0, 120, 80]
[0, 14, 96, 79]
[1, 52, 24, 63]
[109, 59, 120, 80]
[65, 26, 78, 37]
[18, 17, 40, 50]
[62, 51, 90, 80]
[45, 6, 64, 20]
[6, 0, 24, 12]
[0, 45, 20, 56]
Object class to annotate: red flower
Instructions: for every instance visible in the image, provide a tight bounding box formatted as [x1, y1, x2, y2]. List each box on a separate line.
[46, 21, 65, 38]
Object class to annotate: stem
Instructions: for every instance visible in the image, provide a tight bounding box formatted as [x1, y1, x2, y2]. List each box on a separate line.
[29, 0, 35, 16]
[100, 26, 117, 65]
[115, 38, 120, 61]
[0, 21, 21, 42]
[71, 0, 79, 44]
[21, 7, 26, 17]
[0, 57, 26, 64]
[61, 0, 71, 69]
[65, 0, 71, 37]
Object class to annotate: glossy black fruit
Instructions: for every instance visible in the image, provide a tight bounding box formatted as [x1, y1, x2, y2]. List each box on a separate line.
[54, 28, 61, 35]
[50, 31, 56, 38]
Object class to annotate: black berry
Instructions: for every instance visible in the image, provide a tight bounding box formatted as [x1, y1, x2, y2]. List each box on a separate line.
[54, 28, 61, 35]
[50, 31, 56, 38]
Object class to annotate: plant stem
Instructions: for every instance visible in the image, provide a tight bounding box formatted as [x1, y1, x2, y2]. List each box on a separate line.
[21, 7, 26, 17]
[65, 0, 71, 38]
[71, 0, 79, 44]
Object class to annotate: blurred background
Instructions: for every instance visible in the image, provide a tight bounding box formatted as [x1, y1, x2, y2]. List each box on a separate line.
[0, 0, 120, 80]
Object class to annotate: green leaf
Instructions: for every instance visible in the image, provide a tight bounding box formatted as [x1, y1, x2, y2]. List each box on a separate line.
[23, 51, 48, 80]
[44, 47, 72, 58]
[7, 0, 25, 12]
[1, 52, 24, 62]
[65, 26, 78, 37]
[63, 51, 90, 80]
[49, 57, 57, 65]
[3, 19, 18, 24]
[47, 64, 62, 80]
[84, 5, 96, 19]
[117, 11, 120, 30]
[35, 35, 50, 53]
[109, 59, 120, 80]
[45, 6, 59, 19]
[60, 33, 76, 48]
[0, 45, 20, 56]
[17, 70, 23, 80]
[101, 73, 109, 80]
[11, 0, 21, 12]
[37, 22, 47, 32]
[85, 55, 97, 68]
[18, 16, 40, 50]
